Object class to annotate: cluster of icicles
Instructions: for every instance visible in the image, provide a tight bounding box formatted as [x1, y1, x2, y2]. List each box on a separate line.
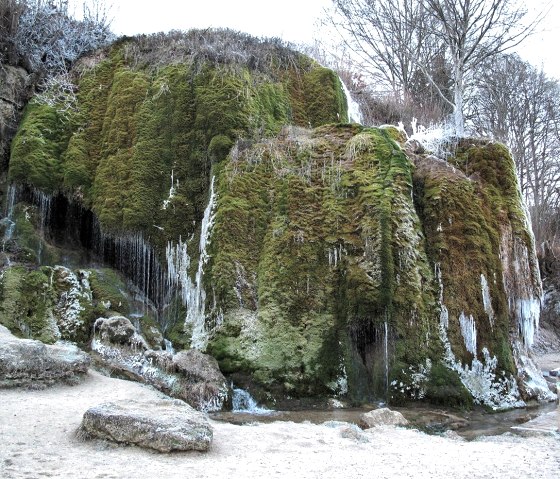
[2, 178, 219, 350]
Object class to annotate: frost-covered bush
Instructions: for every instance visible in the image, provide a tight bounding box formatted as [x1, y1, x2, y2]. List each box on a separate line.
[10, 0, 113, 75]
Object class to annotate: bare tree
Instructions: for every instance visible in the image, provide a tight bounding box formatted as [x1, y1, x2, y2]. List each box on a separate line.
[424, 0, 543, 136]
[328, 0, 544, 136]
[0, 0, 25, 64]
[472, 54, 560, 245]
[325, 0, 449, 122]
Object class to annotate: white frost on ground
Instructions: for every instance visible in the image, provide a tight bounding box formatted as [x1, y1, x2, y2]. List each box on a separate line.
[1, 370, 559, 479]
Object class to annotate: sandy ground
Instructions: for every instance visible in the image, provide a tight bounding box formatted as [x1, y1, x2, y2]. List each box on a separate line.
[1, 371, 559, 479]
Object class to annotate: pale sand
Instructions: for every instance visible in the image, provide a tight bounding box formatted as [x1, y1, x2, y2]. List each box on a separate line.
[1, 370, 558, 479]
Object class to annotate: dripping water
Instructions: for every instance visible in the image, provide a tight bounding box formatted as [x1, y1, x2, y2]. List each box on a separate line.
[1, 184, 18, 256]
[32, 189, 52, 264]
[384, 319, 389, 397]
[339, 77, 363, 124]
[166, 175, 217, 350]
[232, 386, 271, 414]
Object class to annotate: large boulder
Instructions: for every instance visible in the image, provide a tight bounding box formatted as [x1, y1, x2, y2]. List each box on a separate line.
[358, 408, 409, 429]
[79, 399, 213, 452]
[171, 349, 229, 411]
[94, 316, 140, 346]
[0, 325, 89, 387]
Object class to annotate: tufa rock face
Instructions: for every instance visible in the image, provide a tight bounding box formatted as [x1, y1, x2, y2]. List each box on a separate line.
[79, 399, 213, 452]
[0, 324, 89, 387]
[0, 65, 31, 168]
[2, 31, 552, 409]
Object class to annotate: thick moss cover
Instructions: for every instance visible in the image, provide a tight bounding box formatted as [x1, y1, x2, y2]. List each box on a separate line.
[207, 125, 441, 402]
[3, 31, 542, 407]
[9, 32, 348, 251]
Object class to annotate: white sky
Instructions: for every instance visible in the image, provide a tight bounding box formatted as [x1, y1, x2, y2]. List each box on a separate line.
[109, 0, 330, 45]
[104, 0, 559, 78]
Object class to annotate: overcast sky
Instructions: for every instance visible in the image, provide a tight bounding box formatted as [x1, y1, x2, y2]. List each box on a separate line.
[103, 0, 559, 78]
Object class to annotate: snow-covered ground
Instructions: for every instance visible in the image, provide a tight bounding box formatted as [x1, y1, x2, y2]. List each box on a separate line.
[1, 370, 558, 479]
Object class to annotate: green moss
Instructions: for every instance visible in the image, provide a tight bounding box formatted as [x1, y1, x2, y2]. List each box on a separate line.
[0, 266, 59, 343]
[88, 268, 130, 314]
[208, 135, 234, 164]
[425, 361, 473, 408]
[208, 125, 439, 400]
[9, 103, 71, 192]
[413, 139, 531, 373]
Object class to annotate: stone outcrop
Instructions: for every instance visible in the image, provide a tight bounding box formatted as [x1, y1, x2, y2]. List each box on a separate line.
[358, 408, 409, 429]
[0, 65, 31, 168]
[79, 399, 213, 452]
[171, 350, 230, 411]
[0, 325, 89, 387]
[94, 316, 146, 347]
[91, 320, 229, 411]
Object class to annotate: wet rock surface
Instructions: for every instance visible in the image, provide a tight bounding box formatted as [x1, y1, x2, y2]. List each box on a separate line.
[0, 325, 89, 387]
[79, 398, 213, 452]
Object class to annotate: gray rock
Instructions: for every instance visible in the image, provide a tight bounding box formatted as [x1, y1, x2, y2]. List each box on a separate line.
[0, 65, 31, 163]
[359, 407, 409, 429]
[171, 349, 229, 412]
[94, 316, 137, 345]
[79, 399, 213, 452]
[91, 326, 229, 412]
[322, 421, 370, 443]
[0, 325, 89, 387]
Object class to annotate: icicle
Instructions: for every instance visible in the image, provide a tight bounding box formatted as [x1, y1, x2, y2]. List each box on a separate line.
[480, 274, 495, 329]
[516, 298, 540, 348]
[384, 319, 389, 395]
[188, 176, 217, 350]
[459, 312, 477, 356]
[166, 176, 217, 350]
[1, 184, 18, 254]
[339, 77, 363, 124]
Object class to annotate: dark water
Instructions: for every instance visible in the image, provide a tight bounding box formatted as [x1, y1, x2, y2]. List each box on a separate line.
[210, 401, 558, 440]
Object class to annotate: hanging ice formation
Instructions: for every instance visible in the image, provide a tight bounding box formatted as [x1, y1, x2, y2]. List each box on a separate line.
[1, 184, 18, 252]
[90, 221, 167, 317]
[435, 263, 525, 410]
[166, 176, 218, 350]
[339, 77, 363, 124]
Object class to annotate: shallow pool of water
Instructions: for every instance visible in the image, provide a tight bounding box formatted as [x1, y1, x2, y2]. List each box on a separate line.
[210, 401, 558, 440]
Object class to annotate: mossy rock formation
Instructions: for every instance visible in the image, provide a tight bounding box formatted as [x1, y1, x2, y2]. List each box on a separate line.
[1, 30, 551, 409]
